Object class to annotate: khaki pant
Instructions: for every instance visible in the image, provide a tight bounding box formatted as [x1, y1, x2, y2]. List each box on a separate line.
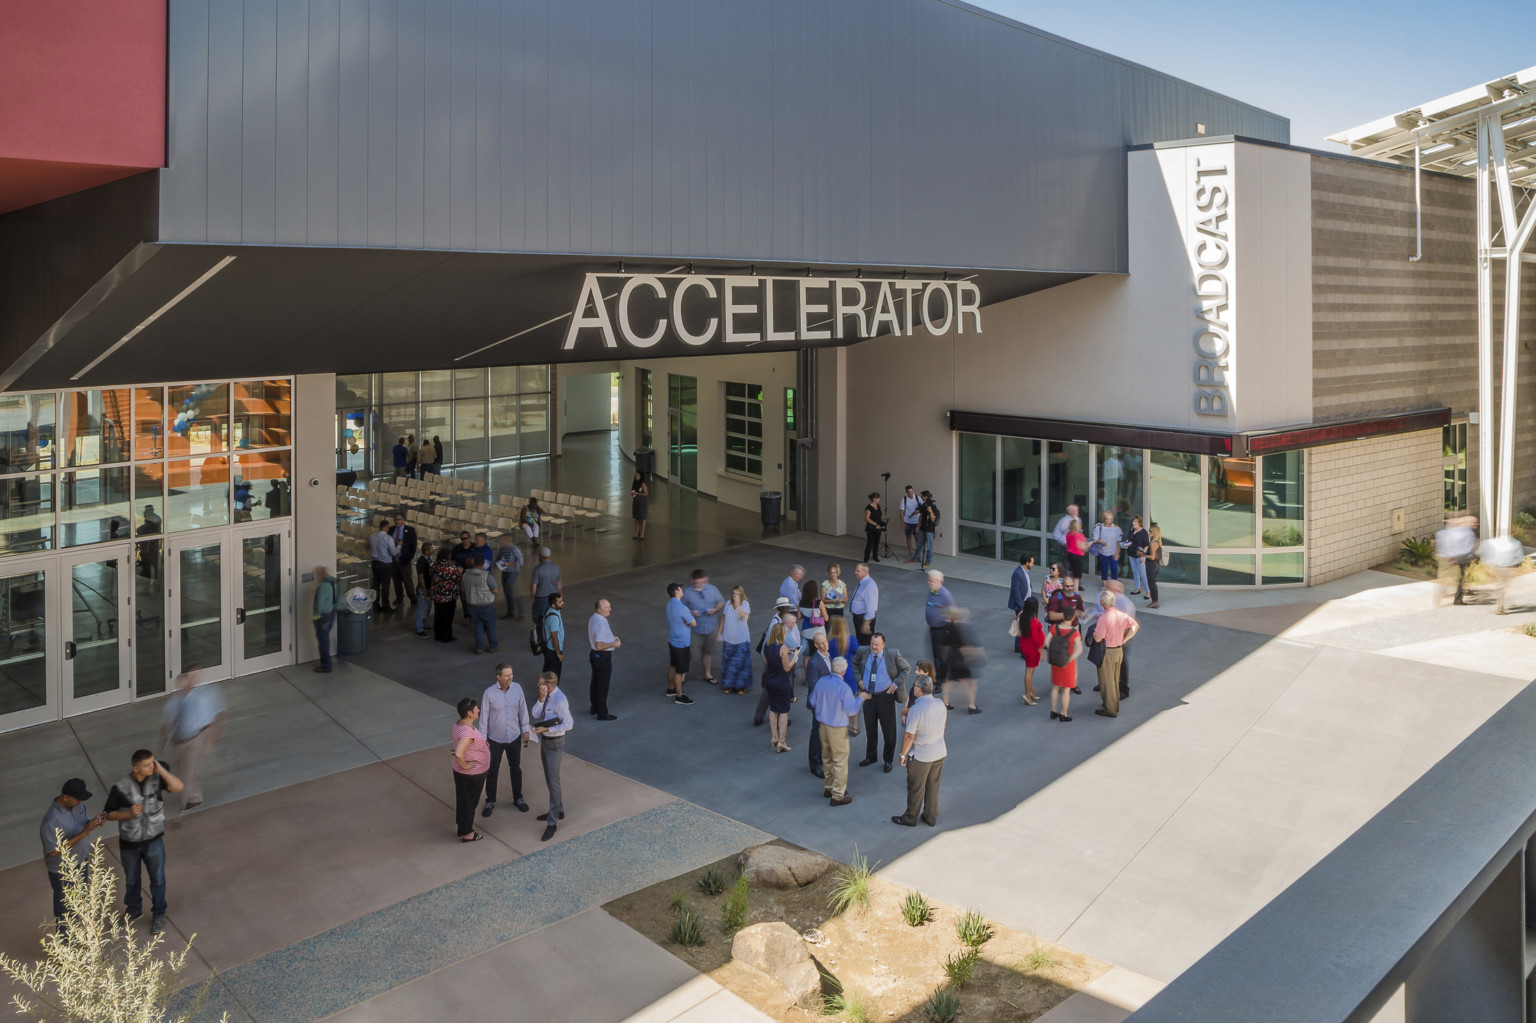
[1098, 646, 1123, 716]
[899, 756, 944, 826]
[819, 723, 851, 799]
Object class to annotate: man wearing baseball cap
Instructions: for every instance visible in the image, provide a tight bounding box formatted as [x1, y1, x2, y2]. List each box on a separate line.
[41, 778, 105, 924]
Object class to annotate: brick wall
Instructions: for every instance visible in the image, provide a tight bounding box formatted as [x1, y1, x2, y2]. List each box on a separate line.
[1307, 429, 1443, 584]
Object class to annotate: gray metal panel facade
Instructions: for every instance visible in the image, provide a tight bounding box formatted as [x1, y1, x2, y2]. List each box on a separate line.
[158, 0, 1288, 273]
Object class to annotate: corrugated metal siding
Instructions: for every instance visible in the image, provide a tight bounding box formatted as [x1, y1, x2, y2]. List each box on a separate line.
[159, 0, 1288, 271]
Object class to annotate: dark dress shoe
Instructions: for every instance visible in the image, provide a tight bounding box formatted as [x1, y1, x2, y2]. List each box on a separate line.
[823, 789, 832, 798]
[811, 767, 825, 779]
[1059, 715, 1072, 722]
[1092, 684, 1101, 692]
[481, 801, 495, 818]
[891, 816, 916, 827]
[830, 796, 854, 806]
[883, 762, 893, 773]
[967, 707, 982, 715]
[536, 811, 566, 821]
[541, 824, 557, 842]
[1094, 708, 1117, 718]
[513, 799, 529, 812]
[1050, 711, 1060, 720]
[859, 757, 878, 767]
[598, 714, 618, 721]
[1072, 687, 1082, 695]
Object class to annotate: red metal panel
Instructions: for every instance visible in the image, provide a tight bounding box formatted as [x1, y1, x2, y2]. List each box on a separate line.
[0, 0, 166, 212]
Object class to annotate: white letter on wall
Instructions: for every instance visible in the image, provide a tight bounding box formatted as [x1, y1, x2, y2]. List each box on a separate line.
[798, 278, 831, 341]
[617, 276, 667, 348]
[920, 282, 954, 335]
[869, 282, 901, 336]
[672, 276, 719, 346]
[834, 281, 869, 338]
[563, 274, 617, 350]
[955, 281, 982, 334]
[724, 277, 760, 343]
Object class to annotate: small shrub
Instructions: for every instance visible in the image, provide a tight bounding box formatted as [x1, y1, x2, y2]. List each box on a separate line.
[1019, 945, 1058, 973]
[1400, 535, 1436, 567]
[668, 889, 691, 913]
[721, 875, 750, 933]
[923, 986, 961, 1022]
[822, 989, 872, 1022]
[955, 908, 994, 948]
[1516, 511, 1536, 532]
[1521, 623, 1536, 639]
[942, 947, 980, 988]
[900, 890, 934, 927]
[669, 908, 705, 947]
[697, 865, 730, 897]
[827, 849, 874, 915]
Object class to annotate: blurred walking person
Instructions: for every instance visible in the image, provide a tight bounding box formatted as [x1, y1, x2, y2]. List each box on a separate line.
[1436, 516, 1478, 606]
[158, 671, 226, 813]
[924, 570, 956, 695]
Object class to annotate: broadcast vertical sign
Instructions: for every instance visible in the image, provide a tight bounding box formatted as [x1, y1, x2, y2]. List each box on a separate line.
[1188, 148, 1234, 419]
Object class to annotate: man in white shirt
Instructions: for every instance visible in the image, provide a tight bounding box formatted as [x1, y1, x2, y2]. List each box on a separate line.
[1052, 504, 1081, 549]
[531, 671, 574, 842]
[478, 663, 531, 817]
[368, 519, 399, 613]
[899, 485, 921, 561]
[849, 562, 879, 641]
[587, 598, 621, 721]
[892, 669, 947, 828]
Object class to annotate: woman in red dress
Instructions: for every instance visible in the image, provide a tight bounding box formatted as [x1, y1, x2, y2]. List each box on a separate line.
[1016, 596, 1046, 706]
[1047, 607, 1083, 723]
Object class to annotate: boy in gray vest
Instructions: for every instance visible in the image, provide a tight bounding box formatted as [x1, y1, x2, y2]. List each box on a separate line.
[103, 749, 184, 932]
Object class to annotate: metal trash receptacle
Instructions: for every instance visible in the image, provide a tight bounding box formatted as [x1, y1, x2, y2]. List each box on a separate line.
[634, 447, 655, 475]
[337, 609, 371, 655]
[760, 491, 783, 527]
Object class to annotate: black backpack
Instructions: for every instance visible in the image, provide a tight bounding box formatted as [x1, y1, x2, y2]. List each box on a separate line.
[1046, 625, 1074, 667]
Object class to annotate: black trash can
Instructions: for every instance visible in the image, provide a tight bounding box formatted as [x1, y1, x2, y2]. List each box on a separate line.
[337, 607, 372, 655]
[760, 490, 783, 527]
[634, 447, 655, 475]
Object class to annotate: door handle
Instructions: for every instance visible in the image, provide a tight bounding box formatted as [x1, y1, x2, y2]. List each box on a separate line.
[64, 640, 76, 660]
[235, 608, 246, 625]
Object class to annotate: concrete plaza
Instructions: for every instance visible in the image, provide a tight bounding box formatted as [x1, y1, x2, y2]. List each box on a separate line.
[2, 540, 1531, 1020]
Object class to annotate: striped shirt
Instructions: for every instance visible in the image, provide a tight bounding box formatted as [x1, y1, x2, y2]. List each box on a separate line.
[452, 723, 490, 774]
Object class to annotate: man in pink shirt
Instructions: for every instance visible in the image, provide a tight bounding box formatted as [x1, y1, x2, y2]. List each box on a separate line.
[1092, 592, 1138, 718]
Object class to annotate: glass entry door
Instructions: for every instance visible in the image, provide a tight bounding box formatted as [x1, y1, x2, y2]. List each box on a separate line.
[60, 546, 132, 716]
[0, 558, 56, 731]
[667, 374, 698, 490]
[167, 535, 231, 682]
[233, 523, 291, 675]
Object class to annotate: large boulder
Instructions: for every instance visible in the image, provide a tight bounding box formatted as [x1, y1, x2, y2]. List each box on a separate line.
[739, 843, 836, 889]
[732, 921, 822, 1009]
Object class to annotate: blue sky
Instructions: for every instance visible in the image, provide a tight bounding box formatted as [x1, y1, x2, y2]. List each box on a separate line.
[973, 0, 1536, 148]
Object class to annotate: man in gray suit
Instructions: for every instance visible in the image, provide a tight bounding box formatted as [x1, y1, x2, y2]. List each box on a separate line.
[851, 633, 911, 773]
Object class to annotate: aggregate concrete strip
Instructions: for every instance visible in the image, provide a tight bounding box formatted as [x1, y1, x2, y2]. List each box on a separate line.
[168, 800, 768, 1023]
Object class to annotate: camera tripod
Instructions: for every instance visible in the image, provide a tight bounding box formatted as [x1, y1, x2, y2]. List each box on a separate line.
[877, 472, 899, 561]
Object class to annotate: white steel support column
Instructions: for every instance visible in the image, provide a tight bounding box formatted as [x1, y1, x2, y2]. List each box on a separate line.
[1476, 117, 1497, 536]
[1491, 115, 1536, 537]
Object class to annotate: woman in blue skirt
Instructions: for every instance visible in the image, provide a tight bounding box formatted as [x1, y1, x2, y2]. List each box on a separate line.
[720, 585, 753, 693]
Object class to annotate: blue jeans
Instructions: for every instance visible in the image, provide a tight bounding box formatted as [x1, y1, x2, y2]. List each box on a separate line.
[1129, 556, 1148, 592]
[1097, 554, 1120, 582]
[470, 604, 499, 651]
[121, 836, 167, 918]
[500, 570, 523, 618]
[917, 532, 934, 564]
[47, 870, 67, 920]
[415, 588, 430, 634]
[314, 612, 336, 669]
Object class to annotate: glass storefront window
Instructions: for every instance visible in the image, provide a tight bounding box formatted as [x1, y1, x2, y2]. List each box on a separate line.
[490, 367, 519, 395]
[166, 383, 230, 458]
[381, 372, 418, 405]
[1002, 532, 1041, 565]
[338, 410, 368, 472]
[959, 433, 996, 524]
[1261, 451, 1304, 547]
[133, 467, 164, 537]
[336, 375, 371, 405]
[420, 403, 452, 463]
[0, 569, 48, 715]
[0, 476, 54, 555]
[454, 398, 489, 464]
[1148, 450, 1201, 548]
[1160, 550, 1202, 585]
[0, 393, 56, 473]
[489, 396, 520, 460]
[166, 456, 230, 531]
[235, 451, 291, 521]
[454, 369, 488, 398]
[1046, 442, 1090, 535]
[233, 380, 291, 449]
[1208, 553, 1256, 586]
[1097, 445, 1142, 533]
[519, 366, 549, 393]
[133, 388, 165, 460]
[1208, 457, 1255, 548]
[520, 393, 550, 456]
[420, 370, 452, 402]
[59, 468, 131, 548]
[1001, 437, 1041, 531]
[60, 389, 131, 467]
[377, 405, 419, 468]
[959, 525, 997, 558]
[1262, 551, 1305, 584]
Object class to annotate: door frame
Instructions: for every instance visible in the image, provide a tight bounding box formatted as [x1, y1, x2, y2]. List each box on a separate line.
[59, 543, 134, 717]
[0, 553, 60, 732]
[165, 532, 235, 685]
[230, 519, 294, 677]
